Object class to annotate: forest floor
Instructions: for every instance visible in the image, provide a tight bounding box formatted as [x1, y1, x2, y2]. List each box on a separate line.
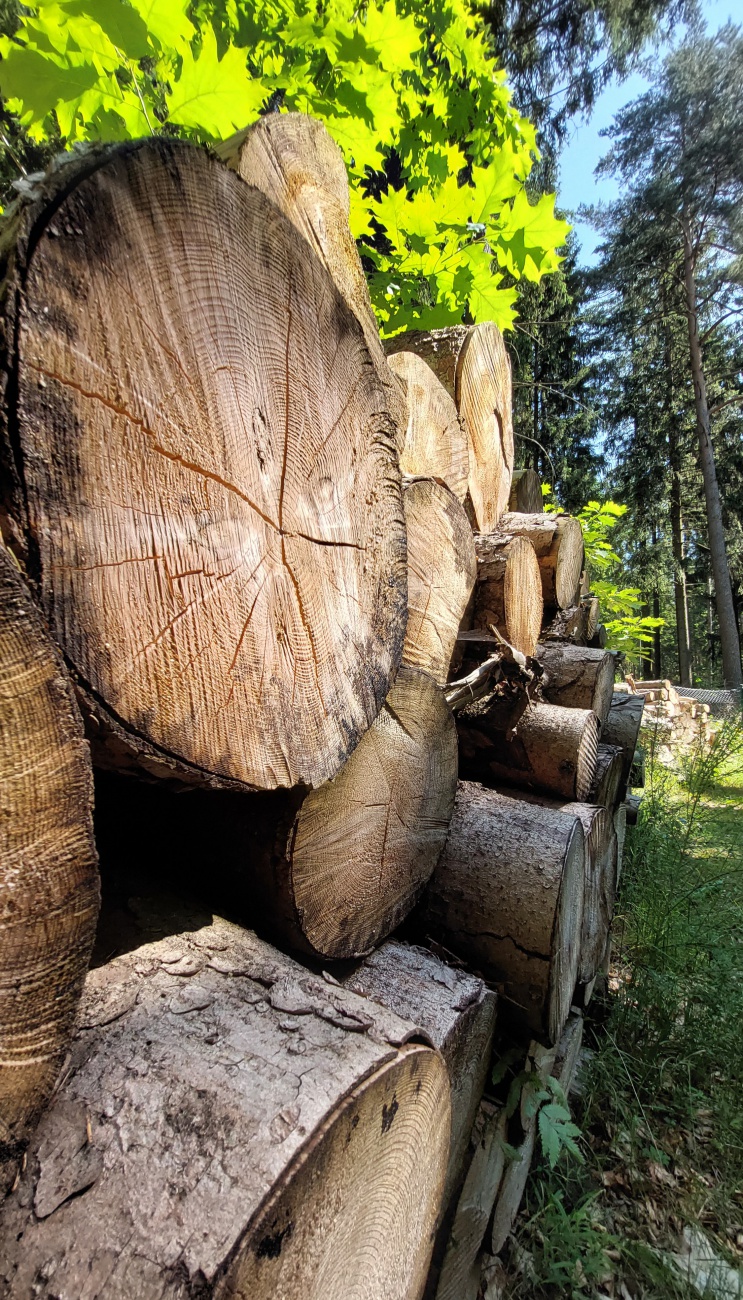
[498, 718, 743, 1300]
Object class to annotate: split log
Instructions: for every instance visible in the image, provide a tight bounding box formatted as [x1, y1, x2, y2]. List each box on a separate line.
[467, 534, 543, 658]
[602, 693, 645, 798]
[384, 323, 514, 530]
[583, 595, 600, 642]
[0, 547, 99, 1191]
[434, 1101, 508, 1300]
[458, 701, 600, 802]
[542, 603, 589, 643]
[457, 324, 514, 531]
[587, 743, 624, 809]
[423, 783, 585, 1044]
[343, 940, 497, 1207]
[508, 468, 543, 515]
[490, 1042, 556, 1255]
[217, 112, 406, 436]
[552, 1011, 584, 1095]
[536, 642, 615, 726]
[615, 804, 628, 883]
[387, 352, 469, 501]
[403, 479, 477, 684]
[497, 513, 584, 610]
[0, 919, 451, 1299]
[0, 138, 406, 793]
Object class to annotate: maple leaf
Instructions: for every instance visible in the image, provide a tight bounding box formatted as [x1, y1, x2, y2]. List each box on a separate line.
[168, 27, 266, 137]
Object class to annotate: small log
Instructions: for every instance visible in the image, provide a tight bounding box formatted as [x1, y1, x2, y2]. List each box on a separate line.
[458, 701, 600, 802]
[625, 793, 642, 825]
[0, 920, 451, 1299]
[343, 940, 497, 1208]
[456, 324, 514, 531]
[423, 783, 585, 1044]
[630, 745, 646, 789]
[468, 534, 543, 658]
[536, 642, 615, 726]
[490, 1041, 556, 1254]
[602, 693, 645, 798]
[384, 326, 469, 399]
[542, 603, 589, 643]
[403, 479, 477, 684]
[434, 1101, 508, 1300]
[588, 624, 608, 649]
[583, 595, 600, 641]
[615, 804, 628, 883]
[552, 1010, 584, 1095]
[0, 138, 407, 793]
[387, 352, 469, 501]
[446, 645, 543, 734]
[0, 547, 99, 1191]
[587, 743, 624, 808]
[497, 513, 584, 611]
[508, 468, 543, 515]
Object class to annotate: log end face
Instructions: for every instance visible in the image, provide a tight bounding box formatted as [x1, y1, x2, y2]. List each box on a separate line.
[554, 518, 585, 610]
[503, 536, 543, 658]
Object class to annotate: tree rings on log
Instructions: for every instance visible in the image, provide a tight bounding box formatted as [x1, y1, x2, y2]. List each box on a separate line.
[456, 323, 514, 532]
[424, 783, 585, 1044]
[564, 803, 617, 984]
[499, 512, 584, 610]
[536, 642, 616, 726]
[403, 479, 476, 684]
[388, 352, 469, 501]
[471, 533, 543, 658]
[458, 701, 600, 802]
[587, 743, 624, 808]
[343, 940, 497, 1208]
[0, 545, 99, 1190]
[0, 920, 450, 1300]
[508, 468, 543, 514]
[1, 138, 406, 792]
[384, 326, 469, 399]
[256, 667, 459, 960]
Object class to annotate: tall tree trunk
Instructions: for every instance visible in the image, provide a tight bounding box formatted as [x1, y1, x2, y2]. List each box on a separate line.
[682, 219, 742, 688]
[668, 433, 693, 686]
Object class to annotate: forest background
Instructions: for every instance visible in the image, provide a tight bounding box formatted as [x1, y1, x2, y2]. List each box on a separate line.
[0, 0, 741, 688]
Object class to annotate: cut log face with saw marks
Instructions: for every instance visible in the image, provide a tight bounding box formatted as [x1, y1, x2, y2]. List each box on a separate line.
[0, 138, 407, 794]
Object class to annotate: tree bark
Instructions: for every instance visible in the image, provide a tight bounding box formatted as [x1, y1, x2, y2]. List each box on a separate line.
[682, 217, 742, 688]
[495, 513, 584, 611]
[0, 919, 450, 1300]
[614, 804, 627, 884]
[423, 783, 585, 1044]
[467, 534, 543, 658]
[0, 547, 99, 1192]
[536, 642, 615, 726]
[403, 479, 477, 684]
[669, 425, 693, 686]
[587, 743, 624, 809]
[542, 603, 589, 643]
[0, 138, 407, 793]
[456, 324, 514, 531]
[508, 468, 543, 514]
[601, 693, 645, 799]
[387, 352, 470, 502]
[458, 701, 600, 802]
[342, 940, 497, 1209]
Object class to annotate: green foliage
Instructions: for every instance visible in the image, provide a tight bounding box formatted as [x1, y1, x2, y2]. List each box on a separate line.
[0, 0, 571, 334]
[503, 1064, 583, 1170]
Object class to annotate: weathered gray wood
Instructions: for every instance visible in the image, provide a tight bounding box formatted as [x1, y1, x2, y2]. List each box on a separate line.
[343, 940, 497, 1208]
[602, 693, 645, 798]
[388, 353, 469, 501]
[0, 920, 451, 1300]
[434, 1101, 508, 1300]
[588, 743, 624, 808]
[536, 642, 615, 727]
[490, 1042, 556, 1255]
[552, 1011, 584, 1095]
[423, 783, 585, 1044]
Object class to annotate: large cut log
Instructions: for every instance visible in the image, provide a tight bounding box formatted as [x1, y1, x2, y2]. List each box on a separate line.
[0, 919, 450, 1299]
[385, 324, 513, 530]
[0, 547, 99, 1192]
[403, 479, 477, 684]
[456, 323, 514, 532]
[423, 783, 585, 1044]
[536, 641, 616, 726]
[217, 112, 406, 436]
[387, 352, 470, 501]
[602, 693, 645, 798]
[497, 513, 584, 610]
[468, 534, 543, 659]
[458, 701, 600, 801]
[0, 139, 406, 793]
[508, 468, 543, 514]
[342, 940, 497, 1208]
[587, 743, 624, 808]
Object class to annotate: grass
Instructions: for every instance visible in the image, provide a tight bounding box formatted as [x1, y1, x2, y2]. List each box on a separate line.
[502, 713, 743, 1300]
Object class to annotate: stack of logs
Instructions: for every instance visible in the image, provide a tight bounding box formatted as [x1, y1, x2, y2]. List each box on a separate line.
[0, 116, 644, 1300]
[629, 677, 713, 762]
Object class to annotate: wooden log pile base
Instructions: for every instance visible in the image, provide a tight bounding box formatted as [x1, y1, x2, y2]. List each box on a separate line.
[0, 547, 99, 1192]
[458, 700, 600, 801]
[0, 118, 637, 1299]
[0, 920, 450, 1300]
[497, 512, 584, 611]
[402, 479, 477, 684]
[423, 783, 585, 1044]
[0, 137, 407, 793]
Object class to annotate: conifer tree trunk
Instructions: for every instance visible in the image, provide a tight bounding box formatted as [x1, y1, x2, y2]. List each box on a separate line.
[682, 218, 742, 688]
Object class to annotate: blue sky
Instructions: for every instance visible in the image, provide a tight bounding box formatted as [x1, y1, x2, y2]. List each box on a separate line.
[557, 0, 739, 265]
